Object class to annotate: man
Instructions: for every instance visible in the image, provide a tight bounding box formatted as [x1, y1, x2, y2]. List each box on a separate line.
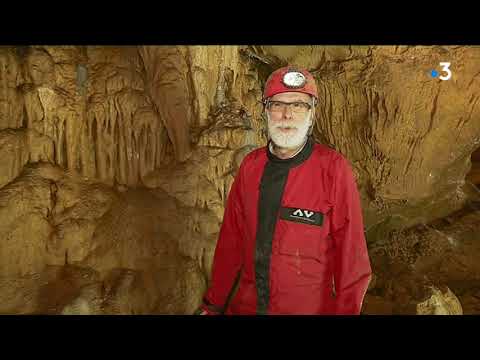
[195, 66, 372, 315]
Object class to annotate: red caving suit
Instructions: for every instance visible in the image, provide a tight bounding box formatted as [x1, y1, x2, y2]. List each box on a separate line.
[202, 137, 372, 315]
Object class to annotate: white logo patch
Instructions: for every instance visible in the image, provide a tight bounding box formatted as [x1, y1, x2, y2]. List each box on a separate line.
[280, 206, 323, 226]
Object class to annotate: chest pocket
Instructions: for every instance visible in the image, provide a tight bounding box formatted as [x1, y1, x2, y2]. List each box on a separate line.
[276, 203, 333, 264]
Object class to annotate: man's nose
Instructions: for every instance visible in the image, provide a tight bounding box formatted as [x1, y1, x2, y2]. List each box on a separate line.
[281, 106, 293, 119]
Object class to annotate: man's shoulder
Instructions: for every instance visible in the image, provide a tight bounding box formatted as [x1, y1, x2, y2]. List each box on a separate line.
[311, 141, 353, 176]
[241, 145, 267, 164]
[312, 141, 345, 162]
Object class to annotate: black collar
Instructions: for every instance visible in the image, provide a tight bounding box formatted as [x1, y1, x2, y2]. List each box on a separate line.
[267, 136, 314, 168]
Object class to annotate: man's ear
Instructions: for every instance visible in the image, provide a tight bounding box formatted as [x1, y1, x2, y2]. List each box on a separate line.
[260, 107, 269, 140]
[308, 122, 314, 136]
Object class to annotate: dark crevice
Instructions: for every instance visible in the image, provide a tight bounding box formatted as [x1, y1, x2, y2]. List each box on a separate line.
[467, 147, 480, 186]
[21, 104, 28, 129]
[62, 126, 68, 168]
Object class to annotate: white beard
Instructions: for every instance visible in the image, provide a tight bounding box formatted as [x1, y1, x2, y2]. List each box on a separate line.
[267, 113, 312, 149]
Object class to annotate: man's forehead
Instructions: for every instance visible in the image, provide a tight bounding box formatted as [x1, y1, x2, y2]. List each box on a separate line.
[270, 92, 312, 102]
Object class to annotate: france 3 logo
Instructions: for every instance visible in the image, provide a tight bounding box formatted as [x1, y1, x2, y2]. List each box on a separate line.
[430, 62, 452, 81]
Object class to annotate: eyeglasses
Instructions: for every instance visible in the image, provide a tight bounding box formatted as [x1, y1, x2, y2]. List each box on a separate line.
[266, 100, 312, 114]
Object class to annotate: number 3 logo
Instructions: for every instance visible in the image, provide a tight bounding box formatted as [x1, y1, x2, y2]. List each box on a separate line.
[439, 62, 452, 81]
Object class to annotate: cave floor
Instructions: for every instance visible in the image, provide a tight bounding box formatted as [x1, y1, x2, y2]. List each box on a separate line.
[364, 199, 480, 314]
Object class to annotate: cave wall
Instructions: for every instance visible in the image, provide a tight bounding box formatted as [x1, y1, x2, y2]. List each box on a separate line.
[253, 46, 480, 231]
[0, 46, 264, 184]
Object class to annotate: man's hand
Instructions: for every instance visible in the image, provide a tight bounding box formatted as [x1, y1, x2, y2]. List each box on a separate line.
[193, 302, 222, 315]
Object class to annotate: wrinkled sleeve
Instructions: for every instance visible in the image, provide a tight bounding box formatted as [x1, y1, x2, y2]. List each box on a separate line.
[202, 161, 246, 313]
[330, 154, 372, 315]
